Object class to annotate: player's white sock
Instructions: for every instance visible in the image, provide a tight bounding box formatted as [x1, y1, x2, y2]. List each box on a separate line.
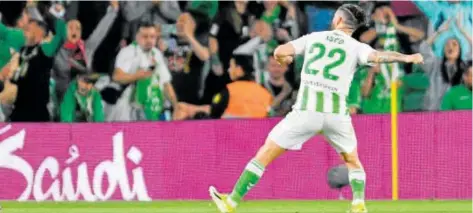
[349, 168, 366, 205]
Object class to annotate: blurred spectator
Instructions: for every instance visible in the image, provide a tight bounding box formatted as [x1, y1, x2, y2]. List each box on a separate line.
[359, 6, 425, 74]
[209, 0, 250, 71]
[298, 1, 342, 33]
[399, 64, 430, 112]
[440, 60, 472, 111]
[120, 1, 181, 46]
[265, 56, 294, 117]
[251, 1, 300, 86]
[0, 52, 19, 121]
[240, 20, 273, 85]
[10, 18, 67, 122]
[360, 64, 402, 114]
[259, 1, 298, 39]
[0, 0, 471, 122]
[176, 53, 272, 119]
[419, 19, 467, 111]
[52, 1, 118, 104]
[110, 22, 178, 121]
[414, 0, 472, 59]
[202, 0, 250, 105]
[60, 73, 104, 122]
[167, 2, 216, 105]
[0, 3, 35, 71]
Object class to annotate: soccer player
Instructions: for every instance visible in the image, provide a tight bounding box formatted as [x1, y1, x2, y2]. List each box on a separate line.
[209, 4, 423, 213]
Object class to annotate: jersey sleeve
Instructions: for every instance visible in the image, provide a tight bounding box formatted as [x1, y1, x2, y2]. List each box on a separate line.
[289, 33, 311, 55]
[41, 18, 67, 57]
[114, 46, 134, 74]
[357, 43, 376, 66]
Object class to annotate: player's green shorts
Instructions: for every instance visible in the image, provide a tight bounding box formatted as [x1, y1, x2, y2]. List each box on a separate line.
[268, 110, 357, 153]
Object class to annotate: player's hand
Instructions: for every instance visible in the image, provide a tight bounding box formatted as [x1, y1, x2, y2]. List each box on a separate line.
[405, 53, 424, 64]
[274, 55, 293, 66]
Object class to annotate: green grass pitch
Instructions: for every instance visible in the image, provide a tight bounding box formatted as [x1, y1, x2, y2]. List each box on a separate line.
[0, 200, 471, 213]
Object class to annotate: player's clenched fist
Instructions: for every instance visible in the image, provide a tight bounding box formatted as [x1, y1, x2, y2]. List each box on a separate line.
[274, 55, 293, 66]
[406, 53, 424, 64]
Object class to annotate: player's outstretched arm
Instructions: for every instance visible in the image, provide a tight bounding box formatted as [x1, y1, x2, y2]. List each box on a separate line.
[367, 51, 424, 64]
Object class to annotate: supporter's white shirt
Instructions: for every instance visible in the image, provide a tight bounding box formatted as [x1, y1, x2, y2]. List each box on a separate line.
[115, 43, 171, 88]
[107, 43, 171, 122]
[289, 30, 375, 114]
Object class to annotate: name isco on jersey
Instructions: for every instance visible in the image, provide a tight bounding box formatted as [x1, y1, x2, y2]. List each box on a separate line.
[302, 80, 339, 92]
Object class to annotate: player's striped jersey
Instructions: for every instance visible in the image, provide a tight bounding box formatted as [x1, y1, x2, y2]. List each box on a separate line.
[289, 30, 375, 114]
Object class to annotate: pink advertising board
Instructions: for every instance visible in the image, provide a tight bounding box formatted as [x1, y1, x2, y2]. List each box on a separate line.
[0, 111, 470, 201]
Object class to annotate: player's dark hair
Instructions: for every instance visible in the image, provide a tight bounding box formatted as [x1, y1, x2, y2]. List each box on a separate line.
[338, 4, 366, 30]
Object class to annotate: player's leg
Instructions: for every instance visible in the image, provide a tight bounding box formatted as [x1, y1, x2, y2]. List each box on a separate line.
[341, 149, 366, 209]
[210, 110, 320, 212]
[229, 138, 286, 204]
[324, 114, 367, 213]
[209, 139, 285, 213]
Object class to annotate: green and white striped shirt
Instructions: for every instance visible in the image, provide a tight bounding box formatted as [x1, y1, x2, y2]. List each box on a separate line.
[289, 30, 375, 114]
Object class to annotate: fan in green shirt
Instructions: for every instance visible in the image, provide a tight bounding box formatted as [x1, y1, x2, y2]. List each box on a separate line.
[0, 10, 29, 69]
[0, 6, 66, 69]
[441, 61, 472, 111]
[359, 65, 403, 114]
[60, 73, 104, 122]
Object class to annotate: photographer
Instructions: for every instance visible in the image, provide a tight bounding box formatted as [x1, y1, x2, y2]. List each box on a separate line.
[110, 22, 178, 121]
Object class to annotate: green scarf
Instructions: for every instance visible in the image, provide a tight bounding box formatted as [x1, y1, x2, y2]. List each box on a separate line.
[378, 22, 403, 85]
[357, 66, 403, 114]
[60, 80, 104, 122]
[75, 90, 94, 121]
[261, 5, 281, 24]
[130, 42, 165, 120]
[135, 74, 165, 120]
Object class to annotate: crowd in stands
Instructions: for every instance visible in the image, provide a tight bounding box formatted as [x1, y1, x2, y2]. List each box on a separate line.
[0, 0, 471, 122]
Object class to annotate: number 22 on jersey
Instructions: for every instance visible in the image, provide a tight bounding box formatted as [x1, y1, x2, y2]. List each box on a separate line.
[304, 42, 346, 81]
